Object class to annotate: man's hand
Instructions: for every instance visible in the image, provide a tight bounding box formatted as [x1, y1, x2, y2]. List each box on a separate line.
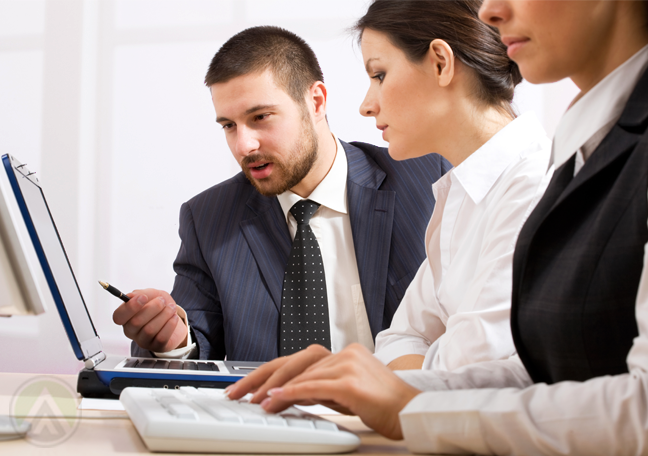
[387, 354, 425, 370]
[226, 344, 333, 404]
[256, 344, 421, 440]
[112, 288, 188, 353]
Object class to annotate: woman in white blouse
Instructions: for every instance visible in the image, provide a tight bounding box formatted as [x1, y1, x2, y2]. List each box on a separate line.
[229, 0, 648, 454]
[359, 1, 553, 370]
[228, 0, 550, 402]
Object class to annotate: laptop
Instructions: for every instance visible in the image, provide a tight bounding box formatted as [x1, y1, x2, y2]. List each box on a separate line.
[1, 154, 261, 398]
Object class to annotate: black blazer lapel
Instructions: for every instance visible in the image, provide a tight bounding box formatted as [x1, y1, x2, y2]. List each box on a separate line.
[515, 67, 648, 289]
[343, 141, 395, 337]
[553, 127, 641, 209]
[553, 66, 648, 207]
[240, 193, 291, 311]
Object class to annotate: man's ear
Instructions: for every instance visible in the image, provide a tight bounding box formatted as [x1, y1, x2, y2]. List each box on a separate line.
[428, 39, 455, 88]
[308, 81, 328, 122]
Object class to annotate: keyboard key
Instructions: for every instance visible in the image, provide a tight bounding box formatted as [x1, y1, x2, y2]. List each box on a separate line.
[168, 361, 183, 370]
[152, 389, 177, 398]
[201, 403, 243, 423]
[123, 358, 139, 368]
[137, 359, 156, 369]
[167, 403, 197, 420]
[265, 416, 288, 427]
[157, 396, 183, 405]
[286, 418, 315, 429]
[242, 417, 266, 425]
[197, 388, 227, 398]
[153, 360, 169, 369]
[314, 420, 339, 432]
[197, 362, 211, 371]
[280, 410, 311, 419]
[183, 362, 197, 370]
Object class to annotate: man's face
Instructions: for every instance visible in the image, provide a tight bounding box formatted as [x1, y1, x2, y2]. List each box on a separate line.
[211, 70, 318, 196]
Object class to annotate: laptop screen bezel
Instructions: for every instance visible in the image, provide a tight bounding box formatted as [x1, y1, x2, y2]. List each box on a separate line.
[2, 154, 102, 361]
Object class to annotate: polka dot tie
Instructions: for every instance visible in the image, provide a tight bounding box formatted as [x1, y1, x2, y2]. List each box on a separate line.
[279, 200, 331, 356]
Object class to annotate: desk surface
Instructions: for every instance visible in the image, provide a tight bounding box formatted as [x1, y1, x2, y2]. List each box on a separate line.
[0, 372, 413, 456]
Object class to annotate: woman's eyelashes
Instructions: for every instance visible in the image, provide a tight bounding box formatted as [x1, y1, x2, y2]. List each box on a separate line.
[371, 72, 385, 83]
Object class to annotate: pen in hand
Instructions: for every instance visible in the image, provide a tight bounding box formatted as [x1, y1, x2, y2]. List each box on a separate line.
[98, 280, 130, 302]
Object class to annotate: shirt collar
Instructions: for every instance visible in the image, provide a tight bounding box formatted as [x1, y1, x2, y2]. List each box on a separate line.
[449, 111, 548, 205]
[277, 135, 348, 221]
[552, 44, 648, 169]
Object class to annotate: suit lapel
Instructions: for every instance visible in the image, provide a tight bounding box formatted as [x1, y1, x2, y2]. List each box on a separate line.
[516, 67, 648, 280]
[240, 192, 291, 311]
[551, 127, 641, 209]
[551, 67, 648, 207]
[343, 141, 395, 337]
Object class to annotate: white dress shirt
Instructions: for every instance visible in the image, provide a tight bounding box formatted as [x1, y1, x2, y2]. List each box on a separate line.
[395, 45, 648, 456]
[277, 136, 374, 354]
[157, 136, 374, 358]
[374, 112, 552, 372]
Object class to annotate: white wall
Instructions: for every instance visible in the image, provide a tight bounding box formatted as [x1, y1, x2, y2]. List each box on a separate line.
[0, 0, 578, 374]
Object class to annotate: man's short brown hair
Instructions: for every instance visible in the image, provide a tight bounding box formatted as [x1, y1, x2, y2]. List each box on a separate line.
[204, 26, 324, 104]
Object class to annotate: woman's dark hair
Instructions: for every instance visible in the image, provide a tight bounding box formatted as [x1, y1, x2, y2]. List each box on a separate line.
[354, 0, 522, 115]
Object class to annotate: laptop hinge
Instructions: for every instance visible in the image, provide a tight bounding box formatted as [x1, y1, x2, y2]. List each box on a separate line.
[84, 352, 107, 370]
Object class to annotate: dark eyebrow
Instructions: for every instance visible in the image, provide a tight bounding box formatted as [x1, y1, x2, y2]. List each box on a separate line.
[364, 57, 380, 73]
[215, 104, 278, 123]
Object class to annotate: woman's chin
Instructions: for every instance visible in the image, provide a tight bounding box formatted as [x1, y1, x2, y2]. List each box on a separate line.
[387, 144, 428, 161]
[517, 59, 568, 86]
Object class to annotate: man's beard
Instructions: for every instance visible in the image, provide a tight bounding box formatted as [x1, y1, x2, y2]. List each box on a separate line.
[241, 113, 318, 197]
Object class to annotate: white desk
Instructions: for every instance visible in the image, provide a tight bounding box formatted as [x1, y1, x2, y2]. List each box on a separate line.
[0, 372, 416, 455]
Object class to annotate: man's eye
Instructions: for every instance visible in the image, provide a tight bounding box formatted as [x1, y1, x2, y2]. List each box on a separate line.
[255, 113, 270, 121]
[222, 123, 234, 130]
[371, 73, 385, 83]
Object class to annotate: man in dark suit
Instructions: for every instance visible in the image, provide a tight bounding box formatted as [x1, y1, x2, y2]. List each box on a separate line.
[113, 26, 450, 362]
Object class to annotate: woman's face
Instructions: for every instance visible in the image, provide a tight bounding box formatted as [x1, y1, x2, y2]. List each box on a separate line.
[359, 29, 449, 160]
[478, 1, 623, 89]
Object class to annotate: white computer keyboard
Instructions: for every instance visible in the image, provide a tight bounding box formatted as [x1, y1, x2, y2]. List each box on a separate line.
[120, 386, 360, 454]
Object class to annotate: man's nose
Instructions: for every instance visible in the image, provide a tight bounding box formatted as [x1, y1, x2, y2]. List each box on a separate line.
[234, 126, 260, 158]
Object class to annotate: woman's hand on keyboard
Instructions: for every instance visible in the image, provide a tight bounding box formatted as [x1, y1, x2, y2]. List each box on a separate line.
[259, 343, 421, 440]
[226, 344, 333, 404]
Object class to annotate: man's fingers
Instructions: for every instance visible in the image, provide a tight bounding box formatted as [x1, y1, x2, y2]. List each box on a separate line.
[148, 313, 181, 352]
[119, 297, 172, 340]
[112, 294, 148, 325]
[132, 288, 173, 301]
[132, 302, 178, 348]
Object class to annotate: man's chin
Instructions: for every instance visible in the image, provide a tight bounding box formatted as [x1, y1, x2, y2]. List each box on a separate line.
[246, 175, 286, 197]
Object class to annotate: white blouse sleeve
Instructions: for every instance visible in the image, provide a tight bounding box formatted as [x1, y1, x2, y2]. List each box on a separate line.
[396, 234, 648, 455]
[373, 259, 446, 365]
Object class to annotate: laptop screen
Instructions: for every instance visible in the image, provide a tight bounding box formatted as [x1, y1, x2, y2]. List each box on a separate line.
[2, 154, 101, 360]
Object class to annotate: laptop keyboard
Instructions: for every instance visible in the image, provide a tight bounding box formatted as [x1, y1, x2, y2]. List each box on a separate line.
[123, 358, 220, 371]
[120, 386, 360, 453]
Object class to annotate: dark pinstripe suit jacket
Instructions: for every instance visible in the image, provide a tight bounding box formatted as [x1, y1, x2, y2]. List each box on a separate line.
[132, 140, 451, 361]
